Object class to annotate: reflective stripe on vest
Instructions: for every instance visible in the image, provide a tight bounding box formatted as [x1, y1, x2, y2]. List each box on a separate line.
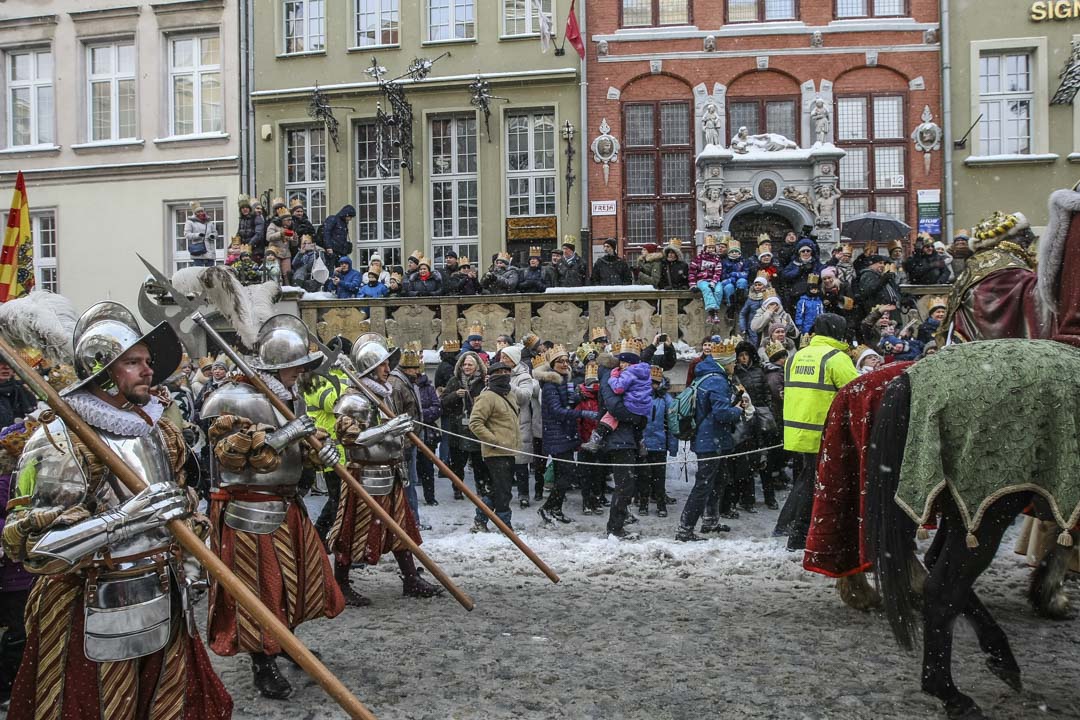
[784, 419, 825, 431]
[784, 349, 840, 391]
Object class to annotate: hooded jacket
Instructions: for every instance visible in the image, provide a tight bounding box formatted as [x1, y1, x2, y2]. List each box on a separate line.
[481, 263, 520, 294]
[328, 257, 363, 298]
[732, 340, 772, 409]
[441, 352, 487, 451]
[591, 252, 633, 286]
[607, 362, 653, 416]
[434, 351, 458, 390]
[689, 248, 724, 285]
[534, 360, 586, 455]
[184, 213, 218, 258]
[658, 245, 690, 289]
[358, 279, 389, 299]
[321, 205, 356, 257]
[508, 358, 539, 463]
[780, 239, 824, 298]
[782, 329, 858, 454]
[635, 250, 665, 288]
[690, 356, 743, 455]
[642, 379, 677, 455]
[468, 383, 520, 459]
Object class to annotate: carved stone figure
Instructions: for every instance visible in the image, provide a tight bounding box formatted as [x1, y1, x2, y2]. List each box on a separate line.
[814, 184, 840, 228]
[730, 126, 798, 154]
[701, 101, 722, 147]
[385, 304, 441, 350]
[784, 186, 815, 213]
[723, 187, 753, 212]
[316, 307, 370, 343]
[679, 298, 732, 348]
[704, 35, 716, 52]
[811, 31, 823, 48]
[530, 301, 589, 349]
[456, 303, 515, 352]
[810, 96, 831, 145]
[699, 185, 724, 228]
[591, 118, 621, 186]
[597, 40, 609, 57]
[606, 300, 662, 343]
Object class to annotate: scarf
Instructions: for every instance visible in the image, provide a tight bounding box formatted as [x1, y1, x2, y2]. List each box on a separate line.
[488, 375, 512, 397]
[66, 392, 164, 437]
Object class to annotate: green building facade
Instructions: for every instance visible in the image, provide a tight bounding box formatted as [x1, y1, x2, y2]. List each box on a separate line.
[250, 0, 583, 271]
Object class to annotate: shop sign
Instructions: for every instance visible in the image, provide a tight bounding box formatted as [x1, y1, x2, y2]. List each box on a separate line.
[1031, 1, 1080, 20]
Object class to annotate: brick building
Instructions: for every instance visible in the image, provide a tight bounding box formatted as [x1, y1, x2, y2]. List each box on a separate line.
[585, 0, 943, 256]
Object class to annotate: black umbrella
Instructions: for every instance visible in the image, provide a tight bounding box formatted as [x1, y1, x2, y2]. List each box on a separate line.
[840, 212, 912, 243]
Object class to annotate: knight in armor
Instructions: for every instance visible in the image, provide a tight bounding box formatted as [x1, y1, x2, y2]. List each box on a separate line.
[201, 315, 344, 700]
[327, 335, 442, 606]
[0, 302, 233, 720]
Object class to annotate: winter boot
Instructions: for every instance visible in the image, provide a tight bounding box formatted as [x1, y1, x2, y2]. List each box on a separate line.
[538, 507, 555, 525]
[700, 518, 731, 533]
[520, 497, 530, 509]
[396, 553, 444, 598]
[469, 519, 490, 534]
[334, 565, 372, 607]
[579, 422, 613, 454]
[675, 526, 706, 542]
[549, 508, 573, 524]
[638, 499, 649, 516]
[581, 499, 594, 516]
[251, 652, 293, 699]
[656, 503, 668, 518]
[609, 527, 641, 541]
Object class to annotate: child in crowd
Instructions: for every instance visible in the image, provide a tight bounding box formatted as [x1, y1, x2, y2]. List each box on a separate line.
[720, 242, 751, 308]
[574, 362, 606, 515]
[226, 236, 246, 265]
[795, 273, 824, 335]
[580, 339, 652, 454]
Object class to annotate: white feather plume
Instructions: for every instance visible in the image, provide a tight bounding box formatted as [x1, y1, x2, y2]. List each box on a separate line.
[192, 266, 281, 349]
[0, 290, 79, 364]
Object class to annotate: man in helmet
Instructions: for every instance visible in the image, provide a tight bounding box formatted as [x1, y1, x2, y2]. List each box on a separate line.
[201, 315, 343, 700]
[328, 335, 442, 605]
[1, 302, 233, 719]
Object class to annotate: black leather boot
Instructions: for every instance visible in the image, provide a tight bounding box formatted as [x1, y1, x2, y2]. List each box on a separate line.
[251, 652, 293, 699]
[334, 564, 371, 607]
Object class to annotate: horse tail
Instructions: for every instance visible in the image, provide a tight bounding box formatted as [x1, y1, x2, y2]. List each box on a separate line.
[863, 373, 919, 650]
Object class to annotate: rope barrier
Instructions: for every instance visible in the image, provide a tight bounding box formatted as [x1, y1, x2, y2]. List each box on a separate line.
[410, 418, 783, 466]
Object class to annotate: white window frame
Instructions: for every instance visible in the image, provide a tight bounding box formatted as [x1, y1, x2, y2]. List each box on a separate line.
[283, 0, 326, 55]
[835, 0, 906, 18]
[429, 114, 478, 265]
[426, 0, 476, 42]
[285, 126, 328, 224]
[502, 0, 553, 38]
[505, 110, 557, 217]
[167, 199, 226, 272]
[32, 211, 58, 292]
[354, 0, 400, 48]
[977, 53, 1033, 157]
[5, 48, 54, 149]
[355, 120, 402, 263]
[86, 41, 137, 142]
[967, 37, 1050, 163]
[167, 34, 223, 137]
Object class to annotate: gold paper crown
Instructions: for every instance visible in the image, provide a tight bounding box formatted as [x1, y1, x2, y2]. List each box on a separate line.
[764, 340, 788, 360]
[590, 327, 608, 342]
[562, 234, 576, 248]
[927, 295, 948, 312]
[271, 197, 288, 217]
[399, 348, 423, 368]
[390, 271, 403, 282]
[289, 197, 305, 210]
[497, 251, 512, 262]
[727, 240, 742, 253]
[529, 246, 542, 257]
[758, 241, 773, 254]
[532, 354, 548, 369]
[667, 237, 682, 247]
[546, 344, 569, 364]
[442, 339, 461, 352]
[807, 273, 820, 285]
[703, 234, 718, 246]
[585, 361, 599, 381]
[711, 336, 742, 357]
[458, 256, 471, 266]
[415, 254, 431, 267]
[618, 338, 643, 356]
[841, 243, 854, 255]
[887, 239, 903, 252]
[468, 324, 484, 337]
[649, 365, 664, 381]
[409, 249, 424, 261]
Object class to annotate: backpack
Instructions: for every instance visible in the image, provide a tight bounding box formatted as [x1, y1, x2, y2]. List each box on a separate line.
[314, 223, 325, 247]
[667, 372, 715, 441]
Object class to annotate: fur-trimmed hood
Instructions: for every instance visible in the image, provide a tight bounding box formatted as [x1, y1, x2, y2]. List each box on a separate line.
[596, 351, 619, 370]
[663, 243, 684, 262]
[1038, 189, 1080, 325]
[532, 361, 567, 385]
[641, 251, 664, 263]
[453, 351, 488, 383]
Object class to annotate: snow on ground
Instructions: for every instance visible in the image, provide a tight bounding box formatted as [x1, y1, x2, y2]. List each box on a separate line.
[209, 465, 1079, 720]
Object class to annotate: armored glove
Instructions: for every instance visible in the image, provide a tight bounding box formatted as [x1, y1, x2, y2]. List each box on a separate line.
[265, 416, 317, 452]
[316, 442, 339, 468]
[382, 414, 414, 438]
[105, 482, 192, 543]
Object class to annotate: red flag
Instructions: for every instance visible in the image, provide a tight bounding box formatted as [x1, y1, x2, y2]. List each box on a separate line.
[565, 0, 585, 60]
[0, 171, 33, 302]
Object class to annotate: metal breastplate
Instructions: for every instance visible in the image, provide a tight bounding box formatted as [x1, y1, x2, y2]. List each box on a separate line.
[202, 382, 301, 534]
[344, 434, 402, 496]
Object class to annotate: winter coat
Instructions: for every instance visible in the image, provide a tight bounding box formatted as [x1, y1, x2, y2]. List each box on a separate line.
[290, 249, 321, 286]
[688, 249, 724, 285]
[721, 256, 750, 283]
[739, 294, 765, 344]
[598, 378, 643, 451]
[917, 317, 940, 345]
[834, 261, 857, 289]
[856, 267, 902, 319]
[328, 257, 363, 298]
[732, 343, 772, 409]
[764, 363, 785, 420]
[265, 219, 295, 261]
[358, 281, 389, 299]
[534, 361, 587, 455]
[557, 253, 588, 287]
[591, 254, 633, 286]
[904, 250, 951, 285]
[407, 270, 444, 297]
[321, 205, 355, 257]
[445, 269, 480, 296]
[795, 294, 825, 334]
[607, 362, 653, 416]
[468, 387, 519, 459]
[518, 265, 546, 293]
[642, 383, 677, 455]
[291, 214, 317, 241]
[184, 214, 217, 259]
[780, 241, 824, 298]
[821, 284, 855, 324]
[575, 383, 600, 443]
[689, 356, 742, 455]
[434, 352, 458, 390]
[0, 379, 35, 429]
[440, 352, 487, 451]
[635, 252, 664, 288]
[236, 212, 263, 245]
[775, 239, 800, 273]
[658, 258, 690, 290]
[541, 264, 559, 289]
[782, 334, 858, 454]
[510, 362, 539, 464]
[641, 342, 676, 371]
[751, 300, 797, 342]
[481, 265, 520, 294]
[414, 373, 442, 448]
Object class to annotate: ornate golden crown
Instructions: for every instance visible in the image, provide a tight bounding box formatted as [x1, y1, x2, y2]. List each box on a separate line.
[764, 340, 787, 360]
[973, 210, 1029, 241]
[711, 335, 742, 357]
[841, 244, 854, 255]
[649, 365, 664, 380]
[927, 295, 948, 312]
[590, 327, 609, 341]
[529, 246, 542, 257]
[468, 324, 484, 337]
[497, 251, 512, 262]
[618, 338, 643, 356]
[585, 361, 599, 381]
[442, 339, 461, 352]
[546, 344, 569, 363]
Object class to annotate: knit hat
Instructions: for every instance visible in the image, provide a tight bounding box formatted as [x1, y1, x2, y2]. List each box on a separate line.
[237, 194, 252, 210]
[603, 238, 618, 251]
[500, 345, 522, 368]
[444, 250, 458, 260]
[855, 345, 883, 369]
[643, 243, 659, 253]
[762, 295, 783, 311]
[752, 273, 769, 287]
[758, 249, 773, 261]
[820, 266, 838, 280]
[369, 254, 383, 267]
[521, 332, 543, 351]
[768, 322, 786, 337]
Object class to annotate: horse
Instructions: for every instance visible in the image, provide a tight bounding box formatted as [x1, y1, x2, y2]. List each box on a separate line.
[863, 339, 1080, 719]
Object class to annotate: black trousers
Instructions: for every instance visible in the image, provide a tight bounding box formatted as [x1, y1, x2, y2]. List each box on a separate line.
[775, 451, 818, 542]
[605, 449, 638, 534]
[449, 445, 488, 488]
[638, 451, 668, 507]
[314, 467, 341, 539]
[417, 448, 436, 502]
[541, 450, 575, 511]
[0, 588, 30, 695]
[681, 453, 732, 529]
[515, 462, 530, 498]
[532, 438, 546, 495]
[481, 456, 515, 526]
[576, 449, 606, 508]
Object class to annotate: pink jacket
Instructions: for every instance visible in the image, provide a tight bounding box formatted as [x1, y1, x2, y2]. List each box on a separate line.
[689, 250, 724, 285]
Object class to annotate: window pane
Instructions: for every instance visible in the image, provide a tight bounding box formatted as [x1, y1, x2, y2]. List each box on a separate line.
[978, 100, 1001, 155]
[839, 147, 868, 190]
[91, 81, 111, 141]
[622, 0, 651, 26]
[626, 154, 656, 195]
[37, 85, 54, 144]
[837, 97, 867, 140]
[536, 176, 556, 215]
[310, 128, 327, 180]
[455, 0, 475, 38]
[173, 76, 194, 135]
[840, 197, 870, 225]
[507, 115, 528, 170]
[117, 44, 134, 74]
[661, 202, 691, 242]
[505, 0, 527, 34]
[875, 195, 906, 223]
[357, 123, 378, 178]
[118, 79, 136, 138]
[1006, 54, 1030, 92]
[658, 0, 688, 24]
[172, 39, 194, 68]
[873, 0, 904, 15]
[979, 55, 1000, 95]
[836, 0, 867, 16]
[873, 96, 904, 139]
[765, 0, 796, 19]
[627, 204, 656, 245]
[429, 0, 450, 40]
[730, 101, 761, 136]
[1005, 99, 1031, 154]
[457, 117, 477, 173]
[90, 46, 112, 75]
[309, 189, 327, 224]
[766, 100, 796, 140]
[661, 152, 690, 194]
[11, 88, 30, 146]
[625, 105, 654, 146]
[356, 185, 378, 241]
[660, 103, 689, 145]
[534, 113, 555, 169]
[431, 118, 452, 173]
[458, 179, 477, 236]
[309, 0, 326, 49]
[201, 73, 222, 132]
[432, 181, 453, 236]
[383, 184, 400, 240]
[874, 146, 904, 189]
[10, 53, 30, 82]
[36, 51, 52, 79]
[508, 177, 530, 216]
[201, 36, 221, 65]
[728, 0, 758, 22]
[382, 0, 400, 43]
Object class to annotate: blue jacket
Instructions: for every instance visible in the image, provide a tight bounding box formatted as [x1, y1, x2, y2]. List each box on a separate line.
[321, 205, 355, 257]
[795, 294, 824, 334]
[691, 356, 743, 455]
[328, 257, 363, 298]
[721, 257, 750, 282]
[781, 239, 824, 285]
[358, 281, 388, 299]
[598, 378, 642, 452]
[535, 363, 585, 455]
[739, 296, 764, 343]
[643, 383, 677, 455]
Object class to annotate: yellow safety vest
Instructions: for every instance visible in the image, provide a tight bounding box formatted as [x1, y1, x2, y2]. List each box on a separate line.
[783, 335, 859, 454]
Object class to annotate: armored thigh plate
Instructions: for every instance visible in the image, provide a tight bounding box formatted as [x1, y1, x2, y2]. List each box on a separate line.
[84, 569, 172, 662]
[224, 498, 288, 534]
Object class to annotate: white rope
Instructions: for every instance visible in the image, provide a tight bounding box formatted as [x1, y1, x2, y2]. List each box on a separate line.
[412, 418, 783, 466]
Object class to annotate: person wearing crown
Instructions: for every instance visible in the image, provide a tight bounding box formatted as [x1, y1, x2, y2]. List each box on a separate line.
[482, 252, 520, 294]
[557, 236, 588, 287]
[917, 296, 948, 345]
[387, 346, 426, 528]
[658, 238, 689, 289]
[519, 247, 547, 293]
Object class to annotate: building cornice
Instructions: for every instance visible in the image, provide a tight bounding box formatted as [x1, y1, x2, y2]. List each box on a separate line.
[69, 6, 142, 23]
[0, 14, 59, 31]
[592, 19, 938, 43]
[151, 0, 226, 14]
[598, 43, 938, 64]
[251, 67, 579, 102]
[0, 155, 239, 184]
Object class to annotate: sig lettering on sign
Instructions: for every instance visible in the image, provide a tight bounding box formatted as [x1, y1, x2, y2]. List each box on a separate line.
[591, 200, 617, 216]
[1031, 0, 1080, 20]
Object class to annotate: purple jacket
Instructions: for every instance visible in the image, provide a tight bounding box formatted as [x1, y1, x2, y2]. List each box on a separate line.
[0, 471, 34, 592]
[607, 362, 653, 417]
[414, 373, 441, 446]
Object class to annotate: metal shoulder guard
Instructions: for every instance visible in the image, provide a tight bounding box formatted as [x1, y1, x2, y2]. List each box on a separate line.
[201, 381, 287, 428]
[16, 418, 91, 513]
[333, 392, 377, 428]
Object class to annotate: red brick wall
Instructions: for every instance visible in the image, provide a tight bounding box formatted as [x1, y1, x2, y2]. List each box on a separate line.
[585, 0, 943, 248]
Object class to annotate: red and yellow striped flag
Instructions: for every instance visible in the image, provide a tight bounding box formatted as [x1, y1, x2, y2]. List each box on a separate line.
[0, 171, 34, 302]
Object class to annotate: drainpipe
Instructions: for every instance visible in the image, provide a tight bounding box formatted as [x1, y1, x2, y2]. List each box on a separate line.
[578, 2, 590, 242]
[238, 0, 250, 193]
[941, 0, 954, 241]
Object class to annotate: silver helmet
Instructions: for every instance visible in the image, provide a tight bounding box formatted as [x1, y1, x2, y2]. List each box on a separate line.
[62, 302, 183, 397]
[250, 314, 324, 372]
[349, 333, 400, 379]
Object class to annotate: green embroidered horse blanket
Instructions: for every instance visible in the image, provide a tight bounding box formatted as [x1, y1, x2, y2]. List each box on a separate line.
[896, 339, 1080, 535]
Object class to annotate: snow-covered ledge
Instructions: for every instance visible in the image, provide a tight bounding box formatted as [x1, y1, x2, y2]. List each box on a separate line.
[964, 153, 1059, 167]
[542, 284, 659, 294]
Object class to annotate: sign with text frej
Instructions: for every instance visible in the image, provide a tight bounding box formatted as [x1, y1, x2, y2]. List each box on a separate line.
[591, 200, 617, 216]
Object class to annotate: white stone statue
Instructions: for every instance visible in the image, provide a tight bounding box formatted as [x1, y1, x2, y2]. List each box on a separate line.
[810, 97, 831, 145]
[730, 126, 798, 154]
[814, 184, 839, 228]
[701, 101, 722, 147]
[698, 185, 724, 228]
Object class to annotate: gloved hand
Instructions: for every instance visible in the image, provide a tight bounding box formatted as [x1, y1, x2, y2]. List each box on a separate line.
[383, 414, 415, 437]
[265, 416, 317, 452]
[316, 442, 339, 468]
[742, 393, 756, 419]
[108, 482, 192, 543]
[580, 410, 599, 421]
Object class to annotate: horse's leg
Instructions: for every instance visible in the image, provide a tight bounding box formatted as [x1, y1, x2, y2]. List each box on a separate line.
[922, 495, 1028, 719]
[1029, 525, 1076, 620]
